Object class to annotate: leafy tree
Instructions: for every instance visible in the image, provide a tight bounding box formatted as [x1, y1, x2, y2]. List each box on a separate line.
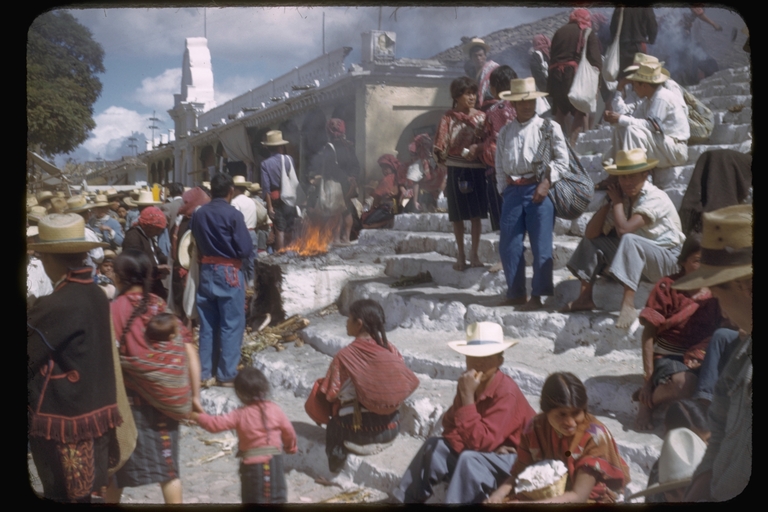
[27, 11, 105, 157]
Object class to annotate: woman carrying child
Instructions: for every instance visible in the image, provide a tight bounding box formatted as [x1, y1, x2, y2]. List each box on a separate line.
[191, 367, 297, 504]
[486, 372, 630, 504]
[106, 250, 203, 504]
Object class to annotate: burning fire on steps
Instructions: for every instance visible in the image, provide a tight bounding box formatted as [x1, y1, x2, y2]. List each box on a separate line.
[279, 214, 339, 257]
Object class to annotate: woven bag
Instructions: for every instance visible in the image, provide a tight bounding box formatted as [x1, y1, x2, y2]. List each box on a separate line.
[532, 119, 593, 220]
[683, 88, 715, 144]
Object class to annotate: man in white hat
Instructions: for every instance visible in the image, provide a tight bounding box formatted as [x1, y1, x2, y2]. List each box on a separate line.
[89, 194, 125, 250]
[394, 322, 535, 504]
[26, 225, 53, 305]
[27, 213, 119, 502]
[230, 175, 258, 286]
[463, 38, 500, 108]
[66, 195, 106, 274]
[260, 130, 298, 251]
[563, 148, 685, 328]
[604, 62, 689, 169]
[495, 77, 569, 311]
[676, 205, 752, 502]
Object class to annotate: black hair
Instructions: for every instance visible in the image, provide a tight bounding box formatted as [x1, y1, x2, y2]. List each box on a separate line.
[540, 372, 589, 413]
[234, 367, 271, 404]
[469, 45, 486, 57]
[348, 299, 389, 350]
[677, 232, 702, 267]
[489, 65, 518, 94]
[450, 76, 478, 108]
[168, 182, 184, 197]
[114, 249, 153, 344]
[145, 313, 177, 343]
[210, 173, 234, 199]
[49, 251, 89, 269]
[664, 399, 710, 436]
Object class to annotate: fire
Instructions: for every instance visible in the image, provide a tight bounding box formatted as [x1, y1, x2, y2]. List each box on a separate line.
[279, 215, 338, 256]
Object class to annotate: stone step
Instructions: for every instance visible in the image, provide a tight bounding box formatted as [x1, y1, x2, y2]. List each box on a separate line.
[391, 213, 494, 234]
[651, 164, 695, 190]
[705, 123, 752, 145]
[721, 106, 752, 125]
[686, 82, 751, 100]
[686, 140, 752, 165]
[704, 94, 751, 111]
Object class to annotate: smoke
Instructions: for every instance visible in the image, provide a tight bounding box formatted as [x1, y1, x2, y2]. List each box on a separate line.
[648, 8, 712, 84]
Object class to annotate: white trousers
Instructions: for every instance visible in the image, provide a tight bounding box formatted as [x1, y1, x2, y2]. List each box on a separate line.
[613, 124, 688, 168]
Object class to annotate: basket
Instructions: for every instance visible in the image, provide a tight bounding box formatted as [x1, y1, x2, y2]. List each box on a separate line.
[518, 473, 568, 501]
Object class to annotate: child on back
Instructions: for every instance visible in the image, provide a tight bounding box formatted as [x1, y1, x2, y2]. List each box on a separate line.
[190, 367, 297, 504]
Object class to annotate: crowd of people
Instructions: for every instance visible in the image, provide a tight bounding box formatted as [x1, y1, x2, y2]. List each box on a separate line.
[27, 6, 750, 504]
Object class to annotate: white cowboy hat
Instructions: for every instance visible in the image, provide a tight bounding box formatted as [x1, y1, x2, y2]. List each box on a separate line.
[627, 428, 707, 501]
[177, 230, 193, 270]
[134, 189, 162, 206]
[604, 148, 659, 175]
[463, 37, 490, 57]
[447, 322, 518, 357]
[499, 77, 548, 102]
[28, 213, 109, 253]
[673, 204, 752, 290]
[626, 62, 670, 84]
[262, 130, 290, 146]
[232, 175, 252, 188]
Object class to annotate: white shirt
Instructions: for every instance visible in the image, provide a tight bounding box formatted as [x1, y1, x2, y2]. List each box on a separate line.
[602, 180, 685, 249]
[495, 114, 569, 194]
[231, 193, 257, 229]
[611, 83, 644, 116]
[85, 226, 104, 269]
[27, 257, 53, 299]
[619, 84, 690, 142]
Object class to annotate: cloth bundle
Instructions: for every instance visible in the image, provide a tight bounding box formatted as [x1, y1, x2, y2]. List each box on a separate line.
[516, 459, 568, 494]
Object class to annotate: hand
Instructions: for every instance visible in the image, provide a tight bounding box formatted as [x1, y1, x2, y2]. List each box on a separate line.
[155, 264, 171, 276]
[638, 379, 654, 409]
[99, 225, 112, 233]
[458, 369, 482, 400]
[714, 23, 723, 31]
[267, 208, 275, 219]
[606, 182, 623, 205]
[192, 397, 204, 414]
[532, 178, 550, 203]
[685, 359, 702, 370]
[604, 110, 620, 124]
[495, 445, 517, 455]
[466, 144, 478, 160]
[485, 485, 512, 504]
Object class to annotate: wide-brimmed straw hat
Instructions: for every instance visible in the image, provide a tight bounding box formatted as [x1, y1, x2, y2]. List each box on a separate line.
[604, 148, 658, 175]
[623, 53, 662, 73]
[50, 197, 68, 214]
[105, 187, 120, 198]
[232, 175, 252, 188]
[463, 37, 490, 57]
[103, 249, 117, 261]
[27, 226, 39, 238]
[626, 62, 669, 84]
[262, 130, 290, 146]
[249, 183, 262, 194]
[92, 194, 110, 207]
[447, 322, 518, 357]
[123, 197, 137, 208]
[178, 230, 193, 270]
[66, 195, 97, 213]
[673, 204, 752, 290]
[134, 189, 162, 206]
[28, 213, 109, 253]
[28, 205, 48, 224]
[499, 77, 548, 102]
[36, 190, 54, 202]
[627, 428, 706, 501]
[202, 181, 211, 190]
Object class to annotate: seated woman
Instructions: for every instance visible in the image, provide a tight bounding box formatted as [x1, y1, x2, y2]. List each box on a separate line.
[563, 148, 685, 328]
[403, 134, 445, 213]
[307, 299, 419, 473]
[361, 154, 403, 229]
[634, 234, 724, 430]
[486, 372, 630, 504]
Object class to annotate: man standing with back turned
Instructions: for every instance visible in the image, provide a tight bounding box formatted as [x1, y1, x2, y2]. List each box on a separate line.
[190, 173, 254, 387]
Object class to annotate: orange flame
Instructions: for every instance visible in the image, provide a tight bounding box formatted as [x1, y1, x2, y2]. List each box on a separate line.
[279, 215, 338, 256]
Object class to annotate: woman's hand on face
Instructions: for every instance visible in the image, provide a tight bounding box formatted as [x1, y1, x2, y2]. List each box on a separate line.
[606, 182, 623, 204]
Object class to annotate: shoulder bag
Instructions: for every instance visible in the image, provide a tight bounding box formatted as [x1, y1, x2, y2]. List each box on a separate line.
[317, 143, 347, 216]
[532, 119, 594, 219]
[568, 27, 600, 114]
[602, 8, 623, 82]
[279, 154, 304, 207]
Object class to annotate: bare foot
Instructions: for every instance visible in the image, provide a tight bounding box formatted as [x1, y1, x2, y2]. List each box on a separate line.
[453, 261, 468, 271]
[560, 299, 597, 313]
[469, 258, 485, 268]
[616, 304, 639, 329]
[517, 297, 544, 311]
[634, 403, 655, 431]
[496, 297, 527, 307]
[489, 261, 503, 273]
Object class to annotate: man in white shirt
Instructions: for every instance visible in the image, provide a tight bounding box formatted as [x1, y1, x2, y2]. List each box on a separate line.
[495, 78, 569, 311]
[604, 62, 690, 169]
[231, 175, 258, 287]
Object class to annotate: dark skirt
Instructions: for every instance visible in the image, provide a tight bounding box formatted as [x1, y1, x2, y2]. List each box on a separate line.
[326, 409, 400, 473]
[548, 65, 577, 116]
[240, 455, 287, 504]
[485, 168, 503, 232]
[445, 166, 488, 222]
[115, 397, 180, 488]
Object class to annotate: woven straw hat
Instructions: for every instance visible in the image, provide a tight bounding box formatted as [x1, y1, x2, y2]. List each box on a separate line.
[627, 62, 669, 84]
[93, 194, 110, 207]
[50, 197, 68, 214]
[249, 182, 262, 194]
[673, 204, 752, 290]
[463, 37, 490, 57]
[123, 197, 137, 208]
[262, 130, 290, 146]
[627, 428, 706, 500]
[135, 189, 162, 206]
[27, 226, 39, 238]
[66, 195, 98, 213]
[623, 53, 662, 73]
[232, 175, 252, 188]
[28, 205, 48, 224]
[447, 322, 518, 357]
[202, 181, 211, 189]
[27, 195, 38, 210]
[499, 77, 548, 102]
[36, 190, 54, 202]
[178, 230, 193, 270]
[103, 249, 117, 261]
[105, 187, 120, 198]
[604, 148, 658, 175]
[28, 213, 109, 253]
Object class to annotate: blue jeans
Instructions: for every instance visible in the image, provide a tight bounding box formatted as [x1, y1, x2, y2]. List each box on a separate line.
[196, 263, 246, 383]
[692, 328, 741, 403]
[498, 183, 555, 299]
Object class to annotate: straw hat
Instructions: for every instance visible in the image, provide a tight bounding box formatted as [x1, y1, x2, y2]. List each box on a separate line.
[232, 175, 252, 188]
[66, 195, 97, 213]
[623, 53, 662, 73]
[463, 37, 490, 57]
[55, 191, 66, 198]
[673, 204, 752, 290]
[627, 428, 706, 501]
[262, 130, 289, 146]
[626, 62, 669, 84]
[123, 197, 137, 208]
[50, 197, 68, 214]
[103, 249, 117, 261]
[499, 77, 548, 102]
[177, 230, 193, 270]
[28, 205, 48, 224]
[249, 183, 262, 194]
[604, 148, 658, 175]
[105, 188, 120, 198]
[202, 181, 211, 189]
[130, 189, 140, 199]
[27, 226, 39, 238]
[28, 213, 109, 253]
[27, 195, 39, 210]
[447, 322, 518, 357]
[93, 194, 110, 207]
[36, 190, 54, 202]
[135, 189, 162, 206]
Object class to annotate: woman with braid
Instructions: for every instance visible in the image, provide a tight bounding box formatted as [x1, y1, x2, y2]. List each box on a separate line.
[105, 250, 202, 504]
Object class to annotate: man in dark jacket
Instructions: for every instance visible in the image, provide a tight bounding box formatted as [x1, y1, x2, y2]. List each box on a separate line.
[610, 7, 657, 77]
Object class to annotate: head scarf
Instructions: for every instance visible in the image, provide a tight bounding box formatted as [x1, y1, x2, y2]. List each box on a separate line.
[377, 154, 401, 174]
[570, 8, 592, 30]
[326, 118, 346, 140]
[138, 206, 167, 230]
[532, 34, 551, 60]
[178, 187, 211, 217]
[409, 133, 434, 160]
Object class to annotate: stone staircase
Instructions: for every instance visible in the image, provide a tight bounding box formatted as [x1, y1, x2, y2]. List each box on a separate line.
[198, 65, 751, 503]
